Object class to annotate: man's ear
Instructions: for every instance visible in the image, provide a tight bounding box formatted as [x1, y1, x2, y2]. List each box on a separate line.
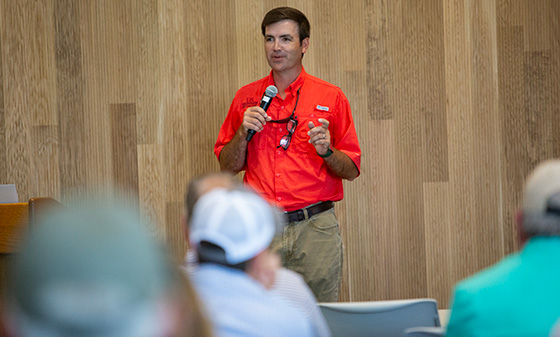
[301, 37, 309, 55]
[246, 250, 279, 290]
[515, 209, 528, 246]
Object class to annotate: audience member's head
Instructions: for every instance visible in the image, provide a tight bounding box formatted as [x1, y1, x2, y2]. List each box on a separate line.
[184, 172, 236, 227]
[2, 201, 211, 337]
[517, 160, 560, 243]
[189, 188, 280, 288]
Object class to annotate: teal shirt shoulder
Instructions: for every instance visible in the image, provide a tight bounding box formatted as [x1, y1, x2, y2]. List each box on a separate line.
[446, 237, 560, 337]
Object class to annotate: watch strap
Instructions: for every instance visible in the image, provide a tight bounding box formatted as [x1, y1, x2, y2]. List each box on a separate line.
[318, 147, 333, 158]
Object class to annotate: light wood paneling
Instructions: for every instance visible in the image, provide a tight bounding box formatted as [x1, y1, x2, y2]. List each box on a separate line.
[1, 0, 559, 309]
[110, 103, 139, 211]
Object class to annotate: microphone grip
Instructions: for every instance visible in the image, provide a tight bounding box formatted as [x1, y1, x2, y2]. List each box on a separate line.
[246, 129, 256, 141]
[246, 95, 273, 142]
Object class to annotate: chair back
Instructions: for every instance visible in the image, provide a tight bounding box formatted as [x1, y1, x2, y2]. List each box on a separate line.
[319, 298, 440, 337]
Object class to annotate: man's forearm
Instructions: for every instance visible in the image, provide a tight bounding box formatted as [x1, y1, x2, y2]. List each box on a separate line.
[219, 129, 248, 173]
[323, 148, 359, 181]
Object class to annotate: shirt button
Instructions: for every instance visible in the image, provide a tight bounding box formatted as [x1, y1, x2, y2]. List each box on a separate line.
[276, 173, 280, 178]
[281, 106, 285, 110]
[277, 151, 282, 155]
[277, 197, 282, 202]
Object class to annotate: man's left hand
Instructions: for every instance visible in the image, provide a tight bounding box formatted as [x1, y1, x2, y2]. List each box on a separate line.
[308, 118, 330, 156]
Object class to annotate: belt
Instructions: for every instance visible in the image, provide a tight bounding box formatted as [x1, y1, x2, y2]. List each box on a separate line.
[284, 201, 334, 223]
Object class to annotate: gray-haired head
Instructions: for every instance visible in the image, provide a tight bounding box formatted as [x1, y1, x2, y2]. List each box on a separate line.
[521, 160, 560, 237]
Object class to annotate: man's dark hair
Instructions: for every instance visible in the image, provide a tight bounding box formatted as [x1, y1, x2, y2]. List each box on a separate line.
[184, 172, 235, 221]
[261, 7, 310, 43]
[185, 178, 201, 221]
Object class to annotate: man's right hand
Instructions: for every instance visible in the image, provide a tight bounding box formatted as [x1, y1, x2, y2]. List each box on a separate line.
[242, 106, 272, 135]
[219, 106, 272, 173]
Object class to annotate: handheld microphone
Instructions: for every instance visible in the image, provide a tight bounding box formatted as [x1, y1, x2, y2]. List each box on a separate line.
[246, 85, 278, 141]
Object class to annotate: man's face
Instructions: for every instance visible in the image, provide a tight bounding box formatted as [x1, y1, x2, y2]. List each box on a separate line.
[264, 19, 309, 74]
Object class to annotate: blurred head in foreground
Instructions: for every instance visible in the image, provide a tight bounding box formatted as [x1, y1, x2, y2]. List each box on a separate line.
[518, 159, 560, 243]
[3, 201, 212, 337]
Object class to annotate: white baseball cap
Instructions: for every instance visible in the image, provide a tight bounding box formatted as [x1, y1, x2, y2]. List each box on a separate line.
[189, 188, 276, 265]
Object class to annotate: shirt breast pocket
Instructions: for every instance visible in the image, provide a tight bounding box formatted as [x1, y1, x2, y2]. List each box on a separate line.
[291, 107, 333, 155]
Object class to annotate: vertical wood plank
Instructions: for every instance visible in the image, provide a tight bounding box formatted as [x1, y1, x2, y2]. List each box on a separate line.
[31, 126, 60, 199]
[110, 103, 139, 211]
[166, 201, 186, 264]
[2, 1, 32, 199]
[138, 144, 166, 239]
[26, 0, 57, 127]
[393, 0, 427, 299]
[423, 182, 452, 307]
[366, 0, 394, 120]
[160, 0, 188, 202]
[549, 0, 560, 160]
[418, 0, 448, 183]
[350, 120, 398, 300]
[497, 25, 526, 255]
[0, 1, 6, 183]
[55, 0, 86, 201]
[136, 0, 160, 145]
[105, 0, 138, 103]
[469, 0, 503, 270]
[444, 0, 477, 286]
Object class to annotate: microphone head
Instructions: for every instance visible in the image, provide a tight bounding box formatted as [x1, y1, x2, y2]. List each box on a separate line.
[265, 85, 278, 98]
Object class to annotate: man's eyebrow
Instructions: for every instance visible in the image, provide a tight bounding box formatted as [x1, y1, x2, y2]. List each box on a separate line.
[264, 34, 294, 39]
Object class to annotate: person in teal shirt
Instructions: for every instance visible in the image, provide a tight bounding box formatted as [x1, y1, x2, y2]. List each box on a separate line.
[446, 160, 560, 337]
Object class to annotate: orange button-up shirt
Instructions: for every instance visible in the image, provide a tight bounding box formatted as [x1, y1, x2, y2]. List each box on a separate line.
[215, 69, 361, 212]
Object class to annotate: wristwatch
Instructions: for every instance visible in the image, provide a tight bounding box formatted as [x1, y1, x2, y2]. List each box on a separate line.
[318, 147, 333, 158]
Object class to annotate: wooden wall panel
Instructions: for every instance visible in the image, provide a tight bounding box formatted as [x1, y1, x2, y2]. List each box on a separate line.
[110, 103, 139, 211]
[443, 0, 478, 293]
[54, 0, 86, 201]
[1, 0, 559, 310]
[79, 1, 110, 193]
[365, 0, 393, 120]
[497, 24, 525, 257]
[3, 2, 32, 199]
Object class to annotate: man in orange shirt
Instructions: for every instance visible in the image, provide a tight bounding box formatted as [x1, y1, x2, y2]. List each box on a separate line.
[215, 7, 361, 302]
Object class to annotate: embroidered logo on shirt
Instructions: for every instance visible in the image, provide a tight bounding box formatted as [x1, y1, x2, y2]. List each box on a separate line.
[316, 105, 329, 112]
[242, 98, 259, 109]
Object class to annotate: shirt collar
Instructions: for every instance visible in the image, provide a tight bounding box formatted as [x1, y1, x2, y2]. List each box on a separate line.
[266, 67, 307, 96]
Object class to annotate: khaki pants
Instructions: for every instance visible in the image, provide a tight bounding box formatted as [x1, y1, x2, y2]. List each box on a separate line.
[271, 208, 342, 302]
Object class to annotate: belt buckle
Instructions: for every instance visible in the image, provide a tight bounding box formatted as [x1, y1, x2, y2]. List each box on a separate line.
[296, 209, 305, 221]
